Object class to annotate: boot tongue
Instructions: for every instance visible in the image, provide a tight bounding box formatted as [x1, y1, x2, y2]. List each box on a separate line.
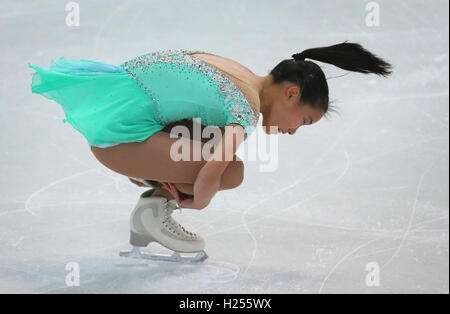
[163, 199, 197, 240]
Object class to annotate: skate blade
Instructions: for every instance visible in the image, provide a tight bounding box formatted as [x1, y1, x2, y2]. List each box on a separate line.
[119, 247, 208, 264]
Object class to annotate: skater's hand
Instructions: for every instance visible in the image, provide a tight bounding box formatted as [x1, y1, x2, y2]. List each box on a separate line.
[162, 182, 205, 210]
[128, 177, 147, 187]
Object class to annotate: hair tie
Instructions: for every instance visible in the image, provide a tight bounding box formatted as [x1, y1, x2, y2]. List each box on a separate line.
[292, 52, 306, 61]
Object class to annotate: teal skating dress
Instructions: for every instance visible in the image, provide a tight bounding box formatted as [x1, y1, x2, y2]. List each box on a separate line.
[28, 49, 260, 149]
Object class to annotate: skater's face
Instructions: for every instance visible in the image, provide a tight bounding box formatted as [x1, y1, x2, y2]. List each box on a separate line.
[262, 82, 324, 135]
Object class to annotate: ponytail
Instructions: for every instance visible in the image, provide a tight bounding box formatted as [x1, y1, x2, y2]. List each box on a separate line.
[269, 41, 393, 117]
[291, 41, 393, 77]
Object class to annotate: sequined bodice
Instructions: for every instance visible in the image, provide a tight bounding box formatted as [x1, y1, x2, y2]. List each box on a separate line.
[119, 49, 259, 138]
[189, 51, 261, 119]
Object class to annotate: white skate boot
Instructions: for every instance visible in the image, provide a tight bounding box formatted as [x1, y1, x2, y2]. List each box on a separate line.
[119, 189, 208, 263]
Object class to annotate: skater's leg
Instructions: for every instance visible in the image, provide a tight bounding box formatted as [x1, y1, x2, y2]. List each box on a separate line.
[156, 122, 241, 195]
[91, 125, 244, 190]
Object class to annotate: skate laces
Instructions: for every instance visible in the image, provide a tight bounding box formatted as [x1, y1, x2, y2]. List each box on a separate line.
[163, 199, 198, 240]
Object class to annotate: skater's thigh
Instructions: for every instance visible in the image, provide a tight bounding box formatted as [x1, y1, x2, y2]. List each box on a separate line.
[91, 129, 242, 184]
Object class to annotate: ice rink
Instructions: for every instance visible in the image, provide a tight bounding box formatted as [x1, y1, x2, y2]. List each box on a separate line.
[0, 0, 448, 293]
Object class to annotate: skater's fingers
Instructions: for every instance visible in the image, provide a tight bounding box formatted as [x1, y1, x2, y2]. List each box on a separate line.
[163, 182, 177, 196]
[168, 182, 181, 198]
[163, 182, 181, 203]
[167, 182, 175, 191]
[163, 181, 173, 193]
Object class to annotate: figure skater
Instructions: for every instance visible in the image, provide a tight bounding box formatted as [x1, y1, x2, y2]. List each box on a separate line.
[28, 41, 392, 262]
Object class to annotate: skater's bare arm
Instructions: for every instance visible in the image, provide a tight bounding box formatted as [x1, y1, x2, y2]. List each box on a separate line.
[193, 123, 246, 209]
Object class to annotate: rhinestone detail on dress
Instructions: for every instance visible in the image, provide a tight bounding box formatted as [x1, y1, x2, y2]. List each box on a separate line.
[119, 49, 258, 129]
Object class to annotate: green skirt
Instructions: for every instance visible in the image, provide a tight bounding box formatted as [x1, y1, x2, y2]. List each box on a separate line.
[28, 57, 164, 148]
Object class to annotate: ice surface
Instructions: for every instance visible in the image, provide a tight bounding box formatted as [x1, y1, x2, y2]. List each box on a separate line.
[0, 0, 448, 293]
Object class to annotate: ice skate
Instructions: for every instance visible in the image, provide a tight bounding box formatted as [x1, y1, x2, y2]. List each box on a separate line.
[119, 189, 208, 263]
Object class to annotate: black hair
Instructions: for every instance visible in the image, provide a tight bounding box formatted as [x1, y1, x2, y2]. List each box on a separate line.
[269, 41, 393, 118]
